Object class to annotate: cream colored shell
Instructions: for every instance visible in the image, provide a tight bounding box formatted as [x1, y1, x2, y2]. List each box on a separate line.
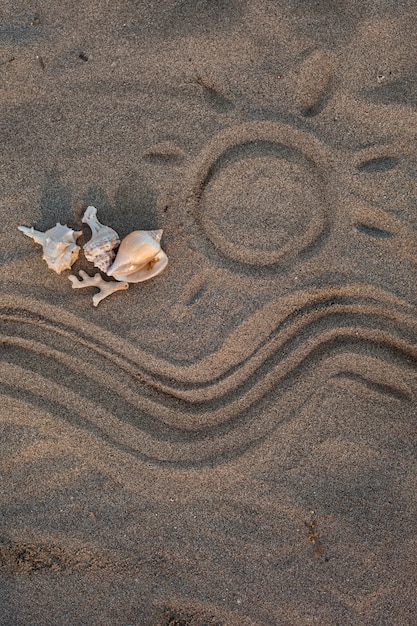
[106, 230, 168, 283]
[82, 206, 120, 272]
[18, 223, 82, 274]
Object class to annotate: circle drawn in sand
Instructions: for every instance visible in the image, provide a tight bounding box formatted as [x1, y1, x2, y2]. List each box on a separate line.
[187, 122, 333, 265]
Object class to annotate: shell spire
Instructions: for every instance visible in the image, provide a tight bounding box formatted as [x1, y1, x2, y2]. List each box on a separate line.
[18, 225, 48, 246]
[148, 229, 163, 243]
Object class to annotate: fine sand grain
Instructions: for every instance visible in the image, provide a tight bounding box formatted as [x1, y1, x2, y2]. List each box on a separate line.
[1, 1, 417, 624]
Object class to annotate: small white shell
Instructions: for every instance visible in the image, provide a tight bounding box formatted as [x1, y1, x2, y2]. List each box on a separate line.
[82, 206, 120, 273]
[106, 229, 168, 283]
[18, 223, 82, 274]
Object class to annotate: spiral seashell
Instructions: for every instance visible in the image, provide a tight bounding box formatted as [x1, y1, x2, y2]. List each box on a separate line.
[18, 223, 82, 274]
[106, 229, 168, 283]
[82, 206, 120, 273]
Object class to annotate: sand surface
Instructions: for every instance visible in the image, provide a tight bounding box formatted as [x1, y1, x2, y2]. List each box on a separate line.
[1, 1, 417, 624]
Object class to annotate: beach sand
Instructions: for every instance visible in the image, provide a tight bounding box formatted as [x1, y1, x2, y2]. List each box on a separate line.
[1, 1, 417, 624]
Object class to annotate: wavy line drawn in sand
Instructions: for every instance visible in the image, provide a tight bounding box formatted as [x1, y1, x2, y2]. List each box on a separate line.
[184, 121, 335, 267]
[1, 285, 416, 468]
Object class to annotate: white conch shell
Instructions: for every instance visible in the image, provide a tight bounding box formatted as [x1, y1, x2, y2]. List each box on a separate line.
[106, 229, 168, 283]
[69, 270, 129, 306]
[18, 223, 82, 274]
[82, 206, 120, 273]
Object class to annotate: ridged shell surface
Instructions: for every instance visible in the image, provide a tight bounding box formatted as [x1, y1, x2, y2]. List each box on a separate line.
[82, 206, 120, 272]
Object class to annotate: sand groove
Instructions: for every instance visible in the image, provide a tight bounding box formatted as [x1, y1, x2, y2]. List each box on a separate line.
[184, 121, 335, 266]
[1, 284, 416, 466]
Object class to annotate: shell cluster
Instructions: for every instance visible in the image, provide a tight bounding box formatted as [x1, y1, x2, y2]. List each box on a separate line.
[18, 206, 168, 306]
